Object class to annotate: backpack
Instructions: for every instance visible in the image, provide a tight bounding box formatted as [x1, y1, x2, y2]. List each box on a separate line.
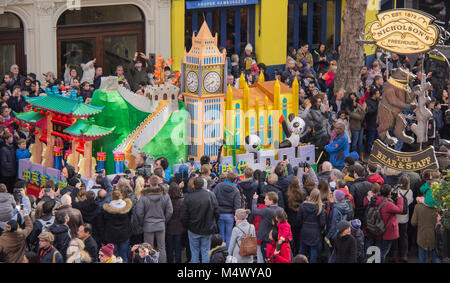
[399, 191, 408, 215]
[365, 198, 390, 235]
[236, 225, 257, 257]
[37, 216, 55, 233]
[344, 197, 355, 220]
[52, 250, 61, 263]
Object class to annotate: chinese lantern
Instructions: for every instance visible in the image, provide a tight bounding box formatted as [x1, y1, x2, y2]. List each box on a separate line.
[26, 105, 31, 109]
[45, 112, 50, 116]
[57, 115, 62, 119]
[28, 126, 33, 130]
[52, 113, 56, 118]
[33, 108, 38, 112]
[39, 110, 44, 114]
[62, 116, 67, 121]
[16, 121, 21, 126]
[22, 124, 27, 128]
[34, 130, 39, 135]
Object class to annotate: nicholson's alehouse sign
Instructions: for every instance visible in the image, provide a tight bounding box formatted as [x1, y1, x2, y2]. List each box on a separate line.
[368, 9, 440, 54]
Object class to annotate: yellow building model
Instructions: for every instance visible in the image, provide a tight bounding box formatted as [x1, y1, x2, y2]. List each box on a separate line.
[182, 21, 299, 160]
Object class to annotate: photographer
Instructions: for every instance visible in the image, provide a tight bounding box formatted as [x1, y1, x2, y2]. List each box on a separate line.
[131, 152, 152, 179]
[155, 157, 171, 183]
[364, 184, 403, 263]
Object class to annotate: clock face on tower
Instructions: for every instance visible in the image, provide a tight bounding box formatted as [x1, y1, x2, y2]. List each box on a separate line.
[186, 71, 199, 93]
[203, 71, 221, 93]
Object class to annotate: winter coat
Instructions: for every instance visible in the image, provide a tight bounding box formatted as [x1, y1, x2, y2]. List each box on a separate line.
[0, 143, 16, 177]
[127, 59, 151, 91]
[308, 108, 329, 138]
[297, 202, 326, 246]
[351, 227, 365, 263]
[166, 197, 185, 235]
[348, 103, 366, 131]
[99, 198, 133, 243]
[349, 177, 373, 220]
[276, 164, 294, 194]
[80, 59, 95, 84]
[228, 221, 256, 263]
[214, 181, 242, 215]
[251, 198, 283, 242]
[39, 246, 64, 263]
[370, 196, 403, 240]
[83, 236, 98, 263]
[48, 223, 72, 261]
[135, 186, 173, 233]
[266, 241, 291, 263]
[27, 214, 54, 252]
[326, 202, 351, 240]
[55, 205, 84, 239]
[238, 179, 258, 210]
[209, 243, 228, 263]
[366, 174, 385, 186]
[435, 224, 449, 260]
[258, 171, 285, 209]
[72, 199, 101, 239]
[333, 234, 357, 263]
[181, 188, 220, 236]
[365, 97, 379, 128]
[325, 132, 350, 168]
[0, 192, 15, 223]
[0, 215, 32, 263]
[15, 148, 30, 161]
[411, 203, 438, 250]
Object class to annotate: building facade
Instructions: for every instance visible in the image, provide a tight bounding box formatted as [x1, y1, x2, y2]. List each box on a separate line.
[0, 0, 172, 81]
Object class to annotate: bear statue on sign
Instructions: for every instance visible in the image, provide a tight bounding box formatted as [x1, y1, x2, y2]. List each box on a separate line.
[376, 68, 417, 146]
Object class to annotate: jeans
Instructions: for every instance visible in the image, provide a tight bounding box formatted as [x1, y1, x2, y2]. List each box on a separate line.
[113, 239, 130, 263]
[188, 231, 211, 263]
[418, 246, 441, 263]
[218, 214, 234, 248]
[298, 241, 320, 263]
[377, 240, 393, 263]
[366, 126, 378, 153]
[166, 234, 183, 263]
[260, 240, 271, 262]
[351, 129, 364, 153]
[144, 231, 167, 263]
[391, 223, 408, 257]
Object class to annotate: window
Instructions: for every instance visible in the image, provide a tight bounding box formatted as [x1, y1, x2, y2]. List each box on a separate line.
[0, 13, 25, 76]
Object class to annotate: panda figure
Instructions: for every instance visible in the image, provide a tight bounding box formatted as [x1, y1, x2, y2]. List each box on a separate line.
[244, 134, 261, 160]
[277, 113, 306, 148]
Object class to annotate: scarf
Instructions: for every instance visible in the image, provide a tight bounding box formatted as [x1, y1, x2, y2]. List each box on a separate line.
[105, 255, 115, 263]
[39, 246, 53, 261]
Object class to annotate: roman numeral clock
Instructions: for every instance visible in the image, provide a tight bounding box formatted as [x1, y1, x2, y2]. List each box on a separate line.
[181, 21, 227, 160]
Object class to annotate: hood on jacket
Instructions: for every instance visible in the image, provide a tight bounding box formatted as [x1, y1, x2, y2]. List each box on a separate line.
[302, 202, 319, 215]
[208, 242, 227, 258]
[367, 174, 385, 185]
[334, 201, 351, 215]
[103, 198, 132, 214]
[217, 182, 237, 194]
[49, 223, 70, 235]
[141, 186, 166, 202]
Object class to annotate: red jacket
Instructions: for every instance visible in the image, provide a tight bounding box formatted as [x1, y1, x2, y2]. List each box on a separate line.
[266, 241, 291, 263]
[363, 195, 403, 240]
[337, 187, 355, 209]
[366, 174, 385, 186]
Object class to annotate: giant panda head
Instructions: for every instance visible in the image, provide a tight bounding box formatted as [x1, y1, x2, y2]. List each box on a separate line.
[244, 134, 261, 153]
[288, 113, 306, 136]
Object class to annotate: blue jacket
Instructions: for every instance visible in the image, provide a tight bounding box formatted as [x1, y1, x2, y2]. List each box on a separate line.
[16, 148, 31, 161]
[324, 133, 349, 167]
[164, 167, 172, 183]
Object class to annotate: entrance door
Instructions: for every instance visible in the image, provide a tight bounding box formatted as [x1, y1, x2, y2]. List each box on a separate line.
[0, 13, 26, 76]
[57, 5, 145, 77]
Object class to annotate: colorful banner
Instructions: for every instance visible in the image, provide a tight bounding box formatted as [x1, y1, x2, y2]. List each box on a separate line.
[186, 0, 258, 9]
[22, 168, 68, 198]
[368, 139, 438, 171]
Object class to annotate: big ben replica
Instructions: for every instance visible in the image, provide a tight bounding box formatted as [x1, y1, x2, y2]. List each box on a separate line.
[181, 21, 227, 161]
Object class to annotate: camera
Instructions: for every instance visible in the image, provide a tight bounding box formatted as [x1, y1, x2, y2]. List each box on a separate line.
[298, 162, 309, 170]
[391, 184, 403, 203]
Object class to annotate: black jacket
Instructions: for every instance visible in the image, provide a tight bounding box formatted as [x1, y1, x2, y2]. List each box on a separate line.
[48, 223, 71, 262]
[181, 189, 220, 235]
[98, 198, 133, 243]
[84, 236, 98, 263]
[258, 171, 285, 209]
[209, 243, 228, 263]
[72, 199, 101, 238]
[214, 182, 241, 215]
[351, 227, 365, 263]
[237, 179, 258, 210]
[166, 197, 185, 235]
[297, 202, 326, 246]
[0, 143, 16, 177]
[276, 164, 294, 194]
[27, 214, 54, 252]
[349, 177, 372, 220]
[365, 97, 379, 128]
[38, 246, 64, 263]
[333, 234, 357, 263]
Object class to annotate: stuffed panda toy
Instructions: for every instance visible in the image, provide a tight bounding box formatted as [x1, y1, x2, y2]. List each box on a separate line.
[244, 134, 261, 160]
[277, 113, 306, 148]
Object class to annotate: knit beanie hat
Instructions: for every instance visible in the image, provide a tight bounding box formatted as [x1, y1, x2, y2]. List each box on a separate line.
[337, 220, 350, 233]
[334, 189, 346, 202]
[351, 219, 361, 229]
[245, 43, 253, 52]
[100, 244, 114, 258]
[235, 209, 251, 221]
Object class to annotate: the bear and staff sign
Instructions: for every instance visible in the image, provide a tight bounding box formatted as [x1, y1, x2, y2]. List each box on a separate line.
[369, 139, 439, 172]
